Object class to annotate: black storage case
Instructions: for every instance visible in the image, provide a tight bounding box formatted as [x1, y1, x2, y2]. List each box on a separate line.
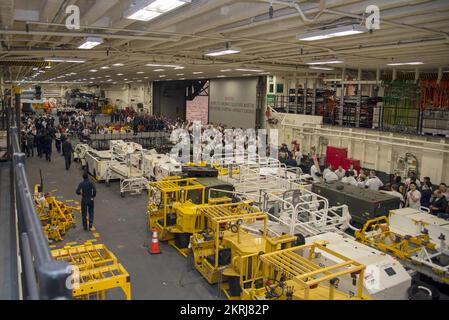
[311, 182, 400, 225]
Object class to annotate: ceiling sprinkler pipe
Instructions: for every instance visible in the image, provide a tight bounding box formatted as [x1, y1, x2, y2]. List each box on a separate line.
[269, 0, 324, 23]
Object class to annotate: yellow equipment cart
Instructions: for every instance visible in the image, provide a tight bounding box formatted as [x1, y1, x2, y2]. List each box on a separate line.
[190, 202, 300, 299]
[51, 241, 131, 300]
[147, 177, 233, 257]
[240, 242, 370, 300]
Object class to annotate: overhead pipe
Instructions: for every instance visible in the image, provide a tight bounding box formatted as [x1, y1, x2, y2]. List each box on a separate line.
[24, 21, 334, 53]
[0, 30, 180, 42]
[269, 0, 325, 23]
[323, 8, 449, 41]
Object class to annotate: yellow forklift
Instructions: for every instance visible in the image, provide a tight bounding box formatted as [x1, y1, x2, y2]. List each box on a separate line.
[147, 176, 234, 257]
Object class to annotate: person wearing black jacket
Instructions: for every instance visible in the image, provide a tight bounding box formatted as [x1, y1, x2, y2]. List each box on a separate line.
[43, 130, 53, 162]
[76, 173, 97, 231]
[36, 130, 43, 158]
[429, 190, 448, 217]
[62, 138, 73, 170]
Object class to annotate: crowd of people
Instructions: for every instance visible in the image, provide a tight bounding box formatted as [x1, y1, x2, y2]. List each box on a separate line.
[20, 113, 74, 170]
[109, 109, 170, 133]
[279, 141, 449, 219]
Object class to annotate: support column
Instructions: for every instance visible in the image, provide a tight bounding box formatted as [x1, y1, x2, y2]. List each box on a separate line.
[339, 67, 346, 126]
[356, 67, 362, 128]
[303, 76, 308, 114]
[14, 87, 21, 136]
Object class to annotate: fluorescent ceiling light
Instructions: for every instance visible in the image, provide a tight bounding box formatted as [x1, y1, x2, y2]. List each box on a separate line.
[235, 68, 264, 72]
[306, 60, 343, 65]
[101, 66, 110, 69]
[310, 66, 334, 71]
[159, 75, 166, 77]
[146, 63, 183, 69]
[297, 25, 368, 41]
[217, 75, 226, 78]
[45, 66, 51, 69]
[205, 47, 241, 57]
[89, 69, 98, 72]
[45, 57, 86, 63]
[125, 0, 191, 22]
[113, 63, 124, 67]
[193, 72, 203, 74]
[154, 69, 165, 72]
[220, 69, 232, 72]
[65, 58, 85, 63]
[137, 71, 144, 74]
[387, 62, 424, 66]
[117, 73, 123, 76]
[44, 57, 65, 62]
[176, 73, 184, 76]
[78, 37, 104, 49]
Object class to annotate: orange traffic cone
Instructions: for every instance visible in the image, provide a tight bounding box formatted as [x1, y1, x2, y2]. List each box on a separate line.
[149, 228, 161, 254]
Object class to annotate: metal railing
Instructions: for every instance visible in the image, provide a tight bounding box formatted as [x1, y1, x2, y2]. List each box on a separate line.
[6, 97, 71, 299]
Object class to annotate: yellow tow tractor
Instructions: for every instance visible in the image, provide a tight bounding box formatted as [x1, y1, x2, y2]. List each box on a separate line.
[147, 176, 234, 257]
[190, 202, 302, 299]
[51, 241, 131, 300]
[240, 242, 370, 300]
[34, 184, 80, 242]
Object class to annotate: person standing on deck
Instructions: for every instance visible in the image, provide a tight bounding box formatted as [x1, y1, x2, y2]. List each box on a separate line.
[76, 173, 97, 231]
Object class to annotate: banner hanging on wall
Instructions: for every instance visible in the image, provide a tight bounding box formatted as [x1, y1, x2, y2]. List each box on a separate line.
[209, 78, 258, 129]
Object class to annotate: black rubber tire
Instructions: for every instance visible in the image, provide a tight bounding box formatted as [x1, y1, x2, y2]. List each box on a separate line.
[121, 192, 125, 198]
[294, 233, 306, 246]
[408, 283, 440, 300]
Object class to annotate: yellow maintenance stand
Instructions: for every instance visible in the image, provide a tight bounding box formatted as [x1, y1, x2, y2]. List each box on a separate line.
[240, 242, 370, 300]
[51, 241, 131, 300]
[354, 216, 436, 260]
[190, 202, 300, 299]
[34, 184, 80, 242]
[147, 177, 234, 257]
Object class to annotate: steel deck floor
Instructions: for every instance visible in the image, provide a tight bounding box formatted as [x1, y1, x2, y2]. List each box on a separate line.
[24, 148, 220, 300]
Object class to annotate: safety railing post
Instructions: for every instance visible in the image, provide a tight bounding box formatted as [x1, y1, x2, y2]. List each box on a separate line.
[10, 125, 72, 300]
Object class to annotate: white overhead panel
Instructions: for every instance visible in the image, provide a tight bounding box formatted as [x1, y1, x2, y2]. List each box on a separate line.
[13, 9, 39, 21]
[306, 60, 344, 65]
[205, 43, 241, 57]
[44, 57, 86, 63]
[297, 25, 369, 41]
[78, 37, 104, 50]
[124, 0, 191, 22]
[387, 62, 424, 66]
